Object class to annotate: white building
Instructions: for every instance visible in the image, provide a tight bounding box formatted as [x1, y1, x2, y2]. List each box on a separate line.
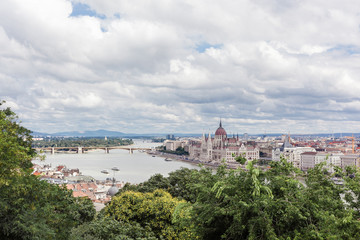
[300, 152, 344, 172]
[340, 154, 360, 169]
[189, 121, 259, 163]
[272, 137, 316, 168]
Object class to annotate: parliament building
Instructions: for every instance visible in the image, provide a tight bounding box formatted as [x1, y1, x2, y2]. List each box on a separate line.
[189, 121, 259, 163]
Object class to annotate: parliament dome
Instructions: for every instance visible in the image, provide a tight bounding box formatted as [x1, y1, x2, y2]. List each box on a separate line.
[215, 120, 227, 136]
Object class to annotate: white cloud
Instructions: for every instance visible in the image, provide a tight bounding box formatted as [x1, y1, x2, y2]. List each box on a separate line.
[1, 0, 360, 134]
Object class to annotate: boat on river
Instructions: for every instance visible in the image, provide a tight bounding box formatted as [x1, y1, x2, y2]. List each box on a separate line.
[165, 158, 172, 162]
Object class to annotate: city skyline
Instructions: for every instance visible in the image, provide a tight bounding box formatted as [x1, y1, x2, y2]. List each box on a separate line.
[2, 0, 360, 134]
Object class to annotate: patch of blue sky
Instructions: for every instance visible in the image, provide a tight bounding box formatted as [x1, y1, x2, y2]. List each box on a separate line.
[70, 2, 106, 19]
[327, 44, 360, 55]
[196, 42, 223, 53]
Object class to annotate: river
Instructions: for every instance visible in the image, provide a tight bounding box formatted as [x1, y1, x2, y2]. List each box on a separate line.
[32, 139, 199, 184]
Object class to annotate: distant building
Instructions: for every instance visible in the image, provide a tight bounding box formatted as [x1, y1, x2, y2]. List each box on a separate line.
[340, 154, 360, 169]
[243, 133, 249, 141]
[189, 121, 259, 163]
[33, 137, 44, 141]
[272, 135, 316, 168]
[273, 147, 316, 168]
[164, 140, 186, 151]
[166, 134, 175, 140]
[300, 152, 317, 171]
[300, 152, 344, 173]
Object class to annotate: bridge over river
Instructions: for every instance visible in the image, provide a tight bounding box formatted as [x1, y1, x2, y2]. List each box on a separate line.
[34, 146, 153, 154]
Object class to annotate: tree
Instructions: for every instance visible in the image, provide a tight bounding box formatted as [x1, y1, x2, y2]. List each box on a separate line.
[187, 159, 360, 239]
[118, 167, 215, 203]
[106, 189, 195, 239]
[168, 167, 215, 203]
[0, 101, 35, 181]
[116, 173, 171, 196]
[70, 216, 157, 240]
[0, 101, 95, 239]
[343, 166, 360, 217]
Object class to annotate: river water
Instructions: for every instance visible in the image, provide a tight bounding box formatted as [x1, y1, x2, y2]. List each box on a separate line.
[33, 140, 199, 184]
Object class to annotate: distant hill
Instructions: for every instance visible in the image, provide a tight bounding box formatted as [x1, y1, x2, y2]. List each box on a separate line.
[31, 129, 204, 138]
[32, 129, 127, 137]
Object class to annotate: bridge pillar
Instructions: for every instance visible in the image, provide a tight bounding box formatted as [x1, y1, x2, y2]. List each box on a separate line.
[51, 147, 55, 154]
[77, 147, 83, 154]
[129, 148, 133, 154]
[105, 147, 109, 154]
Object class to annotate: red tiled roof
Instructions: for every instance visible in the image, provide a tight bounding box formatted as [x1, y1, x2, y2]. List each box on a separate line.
[73, 191, 88, 198]
[57, 165, 65, 171]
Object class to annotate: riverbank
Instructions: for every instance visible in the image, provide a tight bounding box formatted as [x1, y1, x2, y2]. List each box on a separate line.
[148, 150, 242, 169]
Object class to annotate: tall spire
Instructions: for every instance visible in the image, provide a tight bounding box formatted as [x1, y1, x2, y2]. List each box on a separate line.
[220, 118, 222, 128]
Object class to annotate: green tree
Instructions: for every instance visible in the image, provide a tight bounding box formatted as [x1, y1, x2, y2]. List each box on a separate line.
[343, 166, 360, 217]
[117, 173, 171, 196]
[70, 216, 157, 240]
[168, 167, 215, 203]
[0, 101, 35, 181]
[106, 189, 195, 239]
[0, 176, 96, 239]
[118, 167, 215, 203]
[0, 101, 95, 239]
[187, 159, 360, 239]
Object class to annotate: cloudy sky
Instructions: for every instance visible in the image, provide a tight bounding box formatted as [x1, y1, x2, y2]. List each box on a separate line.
[1, 0, 360, 134]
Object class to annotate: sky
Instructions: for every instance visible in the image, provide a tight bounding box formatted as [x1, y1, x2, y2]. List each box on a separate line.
[1, 0, 360, 135]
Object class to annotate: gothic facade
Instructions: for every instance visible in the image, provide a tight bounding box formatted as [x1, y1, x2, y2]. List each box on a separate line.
[189, 121, 259, 163]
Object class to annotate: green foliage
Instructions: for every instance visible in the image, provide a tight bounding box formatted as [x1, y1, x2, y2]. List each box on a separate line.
[167, 167, 215, 203]
[75, 197, 97, 224]
[343, 166, 360, 218]
[117, 167, 215, 203]
[187, 159, 360, 240]
[117, 173, 171, 196]
[70, 216, 157, 240]
[234, 155, 247, 165]
[0, 101, 95, 239]
[159, 147, 189, 156]
[0, 175, 96, 239]
[87, 158, 360, 239]
[106, 189, 194, 239]
[0, 101, 35, 181]
[172, 202, 199, 239]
